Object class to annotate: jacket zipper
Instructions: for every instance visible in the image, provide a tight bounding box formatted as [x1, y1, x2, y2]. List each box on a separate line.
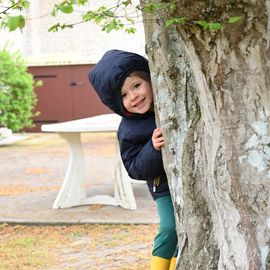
[153, 176, 161, 193]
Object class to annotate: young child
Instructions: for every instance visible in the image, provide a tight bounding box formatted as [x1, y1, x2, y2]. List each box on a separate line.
[88, 49, 177, 270]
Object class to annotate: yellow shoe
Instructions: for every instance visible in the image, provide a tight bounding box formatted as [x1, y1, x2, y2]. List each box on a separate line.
[169, 257, 176, 270]
[151, 256, 170, 270]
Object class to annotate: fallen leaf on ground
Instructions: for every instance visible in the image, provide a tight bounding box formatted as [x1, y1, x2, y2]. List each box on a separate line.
[0, 184, 59, 196]
[25, 167, 50, 174]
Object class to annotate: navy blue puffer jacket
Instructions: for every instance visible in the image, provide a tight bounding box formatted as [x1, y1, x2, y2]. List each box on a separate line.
[88, 50, 170, 200]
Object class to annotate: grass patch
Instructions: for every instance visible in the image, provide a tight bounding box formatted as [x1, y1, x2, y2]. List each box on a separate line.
[0, 227, 58, 270]
[0, 224, 158, 270]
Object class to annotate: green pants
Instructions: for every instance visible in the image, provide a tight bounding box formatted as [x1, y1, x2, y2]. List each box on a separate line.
[152, 195, 178, 259]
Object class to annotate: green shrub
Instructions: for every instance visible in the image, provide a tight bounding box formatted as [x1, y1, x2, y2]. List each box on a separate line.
[0, 48, 38, 132]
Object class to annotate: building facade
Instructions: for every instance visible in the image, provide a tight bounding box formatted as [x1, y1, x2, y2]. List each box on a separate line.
[0, 0, 145, 131]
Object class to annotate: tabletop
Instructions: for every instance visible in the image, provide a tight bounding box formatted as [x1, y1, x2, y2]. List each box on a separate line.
[41, 113, 122, 133]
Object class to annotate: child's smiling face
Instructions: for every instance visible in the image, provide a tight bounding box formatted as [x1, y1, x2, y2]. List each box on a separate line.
[121, 73, 153, 114]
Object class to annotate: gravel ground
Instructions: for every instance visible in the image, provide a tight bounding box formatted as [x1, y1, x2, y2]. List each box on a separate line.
[0, 132, 158, 224]
[0, 132, 159, 269]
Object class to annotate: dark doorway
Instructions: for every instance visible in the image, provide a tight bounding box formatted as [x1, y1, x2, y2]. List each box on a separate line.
[27, 64, 111, 132]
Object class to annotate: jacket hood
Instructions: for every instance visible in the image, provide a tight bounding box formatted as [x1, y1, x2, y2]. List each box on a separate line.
[88, 49, 151, 118]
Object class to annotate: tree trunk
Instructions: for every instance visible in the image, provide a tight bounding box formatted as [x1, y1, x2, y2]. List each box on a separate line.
[141, 1, 270, 269]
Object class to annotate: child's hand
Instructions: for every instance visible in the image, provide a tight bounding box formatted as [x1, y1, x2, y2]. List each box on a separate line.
[152, 128, 164, 151]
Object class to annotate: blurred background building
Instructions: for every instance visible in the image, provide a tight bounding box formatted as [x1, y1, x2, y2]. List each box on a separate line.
[0, 0, 145, 131]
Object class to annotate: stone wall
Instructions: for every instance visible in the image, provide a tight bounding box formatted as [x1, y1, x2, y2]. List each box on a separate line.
[0, 0, 146, 65]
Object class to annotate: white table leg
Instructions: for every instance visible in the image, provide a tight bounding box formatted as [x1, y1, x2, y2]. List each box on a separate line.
[114, 141, 137, 210]
[53, 132, 118, 209]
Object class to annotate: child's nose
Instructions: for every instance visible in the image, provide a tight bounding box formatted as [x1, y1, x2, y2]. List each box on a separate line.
[130, 90, 138, 100]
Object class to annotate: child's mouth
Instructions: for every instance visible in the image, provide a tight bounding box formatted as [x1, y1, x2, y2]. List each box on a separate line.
[134, 98, 145, 108]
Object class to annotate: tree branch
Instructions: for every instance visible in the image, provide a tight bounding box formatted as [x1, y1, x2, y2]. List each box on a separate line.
[0, 1, 23, 15]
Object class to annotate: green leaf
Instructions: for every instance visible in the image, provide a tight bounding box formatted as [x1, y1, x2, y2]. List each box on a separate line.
[6, 15, 25, 31]
[208, 22, 222, 30]
[51, 6, 57, 17]
[63, 24, 73, 29]
[96, 6, 107, 13]
[82, 11, 95, 21]
[77, 0, 88, 5]
[12, 0, 30, 10]
[196, 20, 209, 30]
[126, 17, 135, 24]
[122, 0, 132, 7]
[48, 23, 60, 32]
[228, 16, 242, 24]
[103, 22, 115, 33]
[196, 21, 222, 31]
[168, 3, 176, 11]
[165, 19, 174, 27]
[48, 23, 73, 32]
[165, 17, 186, 27]
[145, 2, 164, 13]
[135, 4, 141, 10]
[103, 19, 124, 33]
[125, 27, 136, 34]
[105, 10, 115, 17]
[94, 15, 105, 24]
[58, 3, 74, 14]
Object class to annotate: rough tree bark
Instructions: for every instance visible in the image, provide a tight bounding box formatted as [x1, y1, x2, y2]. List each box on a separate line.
[141, 1, 270, 269]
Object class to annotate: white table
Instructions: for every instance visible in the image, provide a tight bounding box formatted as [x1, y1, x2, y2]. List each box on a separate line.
[41, 114, 137, 210]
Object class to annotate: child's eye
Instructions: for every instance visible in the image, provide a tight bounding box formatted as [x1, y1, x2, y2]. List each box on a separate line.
[134, 83, 140, 88]
[121, 93, 127, 99]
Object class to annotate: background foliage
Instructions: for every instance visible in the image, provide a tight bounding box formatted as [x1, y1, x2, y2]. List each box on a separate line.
[0, 48, 39, 132]
[0, 0, 242, 33]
